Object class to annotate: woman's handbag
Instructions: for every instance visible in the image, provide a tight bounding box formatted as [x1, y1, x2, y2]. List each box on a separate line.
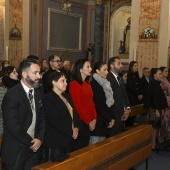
[149, 108, 161, 129]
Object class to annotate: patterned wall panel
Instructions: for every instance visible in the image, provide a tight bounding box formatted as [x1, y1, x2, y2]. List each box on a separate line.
[9, 0, 23, 67]
[0, 5, 4, 60]
[137, 0, 161, 73]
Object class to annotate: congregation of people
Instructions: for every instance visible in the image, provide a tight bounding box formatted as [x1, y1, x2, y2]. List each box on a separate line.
[0, 55, 170, 170]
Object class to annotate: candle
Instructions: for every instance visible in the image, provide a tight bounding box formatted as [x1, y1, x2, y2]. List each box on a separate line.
[133, 48, 136, 61]
[6, 46, 8, 60]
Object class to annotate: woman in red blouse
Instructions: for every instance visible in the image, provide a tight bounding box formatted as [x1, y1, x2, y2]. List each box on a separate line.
[69, 58, 97, 150]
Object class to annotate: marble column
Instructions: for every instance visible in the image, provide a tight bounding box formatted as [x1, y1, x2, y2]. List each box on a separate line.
[93, 0, 104, 63]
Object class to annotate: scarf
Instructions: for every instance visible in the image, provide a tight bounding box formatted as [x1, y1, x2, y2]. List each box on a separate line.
[93, 73, 114, 107]
[2, 76, 19, 89]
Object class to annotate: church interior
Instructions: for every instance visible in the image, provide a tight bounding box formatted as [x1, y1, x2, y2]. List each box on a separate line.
[0, 0, 170, 73]
[0, 0, 170, 169]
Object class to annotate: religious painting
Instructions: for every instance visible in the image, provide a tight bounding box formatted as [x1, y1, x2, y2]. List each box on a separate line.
[9, 24, 21, 40]
[47, 8, 82, 52]
[139, 26, 158, 42]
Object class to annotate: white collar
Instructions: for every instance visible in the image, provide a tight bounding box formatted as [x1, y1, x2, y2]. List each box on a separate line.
[110, 71, 120, 84]
[21, 80, 34, 94]
[110, 71, 118, 79]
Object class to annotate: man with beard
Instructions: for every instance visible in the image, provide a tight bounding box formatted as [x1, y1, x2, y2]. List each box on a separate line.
[1, 59, 45, 170]
[107, 56, 131, 136]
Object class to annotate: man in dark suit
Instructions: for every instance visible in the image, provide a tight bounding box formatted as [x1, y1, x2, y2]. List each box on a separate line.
[141, 67, 150, 101]
[42, 55, 62, 94]
[2, 59, 45, 170]
[107, 56, 131, 136]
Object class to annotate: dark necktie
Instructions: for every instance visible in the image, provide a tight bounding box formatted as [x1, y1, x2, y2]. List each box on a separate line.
[28, 89, 34, 110]
[117, 76, 121, 85]
[117, 76, 127, 99]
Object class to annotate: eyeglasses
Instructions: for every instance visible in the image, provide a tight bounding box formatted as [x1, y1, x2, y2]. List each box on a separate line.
[52, 60, 62, 63]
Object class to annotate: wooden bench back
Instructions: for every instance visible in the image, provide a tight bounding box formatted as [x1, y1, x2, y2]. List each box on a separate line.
[129, 104, 148, 117]
[32, 124, 152, 170]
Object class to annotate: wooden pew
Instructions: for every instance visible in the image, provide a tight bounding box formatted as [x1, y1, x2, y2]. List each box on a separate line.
[32, 124, 152, 170]
[129, 104, 148, 118]
[125, 104, 148, 130]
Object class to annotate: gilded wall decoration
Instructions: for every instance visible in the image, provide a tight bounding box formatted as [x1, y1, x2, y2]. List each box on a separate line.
[9, 24, 21, 40]
[9, 0, 23, 66]
[112, 0, 131, 8]
[0, 6, 4, 59]
[137, 0, 161, 75]
[32, 0, 37, 16]
[139, 26, 158, 41]
[0, 0, 5, 6]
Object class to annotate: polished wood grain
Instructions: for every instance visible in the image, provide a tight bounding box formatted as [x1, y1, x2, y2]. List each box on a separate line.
[32, 124, 152, 170]
[129, 104, 148, 117]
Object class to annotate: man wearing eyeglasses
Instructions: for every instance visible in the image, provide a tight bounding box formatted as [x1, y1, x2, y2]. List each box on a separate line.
[42, 55, 62, 94]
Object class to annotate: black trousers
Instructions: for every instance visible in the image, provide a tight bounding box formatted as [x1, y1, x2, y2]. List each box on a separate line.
[41, 140, 74, 163]
[74, 120, 90, 150]
[108, 119, 124, 137]
[3, 145, 41, 170]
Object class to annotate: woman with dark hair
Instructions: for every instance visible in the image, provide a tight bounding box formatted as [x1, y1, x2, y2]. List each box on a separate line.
[43, 72, 79, 162]
[2, 66, 19, 89]
[144, 68, 167, 150]
[126, 61, 143, 126]
[120, 70, 128, 90]
[69, 58, 97, 150]
[159, 66, 170, 139]
[90, 61, 115, 144]
[0, 66, 19, 136]
[41, 59, 49, 75]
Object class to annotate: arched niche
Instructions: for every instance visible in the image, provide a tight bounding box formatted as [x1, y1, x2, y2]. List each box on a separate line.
[109, 5, 131, 58]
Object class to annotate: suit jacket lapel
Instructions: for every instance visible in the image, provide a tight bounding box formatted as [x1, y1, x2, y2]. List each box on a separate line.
[18, 83, 33, 115]
[54, 92, 72, 118]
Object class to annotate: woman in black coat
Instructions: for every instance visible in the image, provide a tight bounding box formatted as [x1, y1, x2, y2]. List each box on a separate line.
[43, 72, 79, 162]
[127, 61, 143, 105]
[126, 61, 143, 127]
[144, 68, 167, 150]
[90, 61, 115, 144]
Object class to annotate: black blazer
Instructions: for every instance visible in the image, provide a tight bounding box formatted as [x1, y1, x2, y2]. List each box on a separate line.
[107, 72, 130, 119]
[43, 91, 79, 149]
[1, 83, 45, 165]
[127, 72, 143, 105]
[144, 79, 167, 110]
[140, 75, 149, 100]
[91, 78, 112, 136]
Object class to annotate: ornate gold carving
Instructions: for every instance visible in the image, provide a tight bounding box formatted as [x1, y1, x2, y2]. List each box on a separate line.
[9, 24, 21, 40]
[140, 0, 161, 23]
[94, 0, 103, 4]
[0, 0, 5, 6]
[32, 0, 37, 16]
[139, 26, 158, 41]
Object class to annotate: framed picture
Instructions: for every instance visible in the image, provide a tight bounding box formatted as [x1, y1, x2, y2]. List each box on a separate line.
[47, 8, 82, 52]
[9, 24, 21, 40]
[139, 26, 158, 42]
